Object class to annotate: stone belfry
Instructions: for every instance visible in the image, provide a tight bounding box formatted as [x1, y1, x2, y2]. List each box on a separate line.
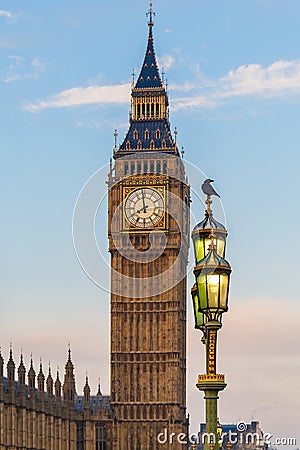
[108, 2, 190, 449]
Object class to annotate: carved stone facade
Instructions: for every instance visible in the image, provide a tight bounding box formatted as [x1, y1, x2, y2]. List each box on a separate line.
[0, 349, 111, 449]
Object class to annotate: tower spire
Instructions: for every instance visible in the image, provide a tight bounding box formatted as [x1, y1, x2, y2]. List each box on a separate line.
[147, 0, 155, 27]
[116, 1, 179, 156]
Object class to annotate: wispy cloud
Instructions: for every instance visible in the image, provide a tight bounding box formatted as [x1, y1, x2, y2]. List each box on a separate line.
[24, 59, 300, 113]
[158, 54, 175, 71]
[24, 83, 131, 113]
[4, 56, 45, 83]
[172, 59, 300, 111]
[0, 10, 12, 18]
[220, 60, 300, 97]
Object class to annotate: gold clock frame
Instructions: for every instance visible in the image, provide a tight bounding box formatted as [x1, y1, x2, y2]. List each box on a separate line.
[121, 179, 168, 232]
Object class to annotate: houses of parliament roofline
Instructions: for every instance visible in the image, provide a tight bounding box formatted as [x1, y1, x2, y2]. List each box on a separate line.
[0, 347, 111, 449]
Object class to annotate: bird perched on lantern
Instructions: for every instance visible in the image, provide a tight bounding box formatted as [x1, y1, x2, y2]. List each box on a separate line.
[201, 179, 220, 198]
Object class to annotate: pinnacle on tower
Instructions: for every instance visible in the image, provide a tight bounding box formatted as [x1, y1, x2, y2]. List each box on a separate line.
[84, 373, 91, 409]
[135, 1, 162, 90]
[46, 363, 54, 396]
[63, 346, 77, 402]
[96, 377, 102, 396]
[28, 355, 36, 390]
[37, 358, 45, 394]
[0, 348, 4, 378]
[7, 345, 15, 383]
[55, 367, 61, 398]
[18, 352, 26, 388]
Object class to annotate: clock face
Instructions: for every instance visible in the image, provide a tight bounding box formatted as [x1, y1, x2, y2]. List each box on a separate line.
[124, 187, 164, 228]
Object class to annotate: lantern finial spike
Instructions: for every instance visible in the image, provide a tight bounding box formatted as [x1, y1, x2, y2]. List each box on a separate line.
[205, 194, 213, 215]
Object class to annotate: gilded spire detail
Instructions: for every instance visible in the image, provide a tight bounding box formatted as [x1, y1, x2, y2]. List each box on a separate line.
[147, 0, 155, 27]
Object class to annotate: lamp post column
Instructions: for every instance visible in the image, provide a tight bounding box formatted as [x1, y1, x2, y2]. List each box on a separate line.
[197, 321, 226, 450]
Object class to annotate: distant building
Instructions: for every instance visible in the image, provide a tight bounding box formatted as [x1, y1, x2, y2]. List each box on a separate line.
[195, 421, 268, 449]
[0, 348, 111, 449]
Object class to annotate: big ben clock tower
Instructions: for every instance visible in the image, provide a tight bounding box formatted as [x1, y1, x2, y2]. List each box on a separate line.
[108, 4, 190, 448]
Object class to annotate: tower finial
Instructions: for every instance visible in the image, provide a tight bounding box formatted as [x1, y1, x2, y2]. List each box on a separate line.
[147, 0, 155, 26]
[114, 129, 118, 148]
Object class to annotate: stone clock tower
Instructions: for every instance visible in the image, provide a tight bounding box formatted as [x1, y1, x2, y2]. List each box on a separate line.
[108, 5, 190, 449]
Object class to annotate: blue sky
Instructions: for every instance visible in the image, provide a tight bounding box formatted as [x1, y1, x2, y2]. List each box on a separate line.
[1, 0, 300, 447]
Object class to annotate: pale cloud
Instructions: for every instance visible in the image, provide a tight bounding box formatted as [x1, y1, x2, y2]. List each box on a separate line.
[24, 83, 131, 112]
[173, 59, 300, 111]
[170, 81, 196, 92]
[173, 95, 216, 111]
[220, 60, 300, 97]
[4, 56, 45, 83]
[24, 59, 300, 114]
[158, 54, 175, 70]
[0, 10, 12, 18]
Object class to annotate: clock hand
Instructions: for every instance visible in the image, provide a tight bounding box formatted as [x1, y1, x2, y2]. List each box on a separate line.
[136, 204, 149, 214]
[141, 189, 147, 213]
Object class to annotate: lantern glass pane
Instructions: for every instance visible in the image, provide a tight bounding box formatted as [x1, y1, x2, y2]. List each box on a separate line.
[197, 275, 207, 310]
[196, 309, 205, 328]
[192, 286, 205, 329]
[219, 273, 229, 309]
[194, 235, 205, 263]
[217, 236, 226, 258]
[204, 237, 211, 257]
[207, 274, 219, 308]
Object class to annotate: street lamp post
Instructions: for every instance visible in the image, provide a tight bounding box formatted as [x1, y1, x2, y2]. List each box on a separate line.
[191, 187, 232, 450]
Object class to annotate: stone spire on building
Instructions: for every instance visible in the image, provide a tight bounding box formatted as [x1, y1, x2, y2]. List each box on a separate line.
[55, 367, 61, 398]
[7, 345, 15, 393]
[18, 352, 26, 397]
[37, 359, 45, 400]
[0, 348, 4, 379]
[46, 364, 54, 397]
[0, 348, 4, 400]
[83, 374, 91, 410]
[63, 348, 77, 403]
[96, 377, 102, 396]
[28, 355, 36, 391]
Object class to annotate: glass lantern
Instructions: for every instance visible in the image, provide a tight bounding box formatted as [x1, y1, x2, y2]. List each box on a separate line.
[192, 213, 227, 264]
[194, 245, 231, 322]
